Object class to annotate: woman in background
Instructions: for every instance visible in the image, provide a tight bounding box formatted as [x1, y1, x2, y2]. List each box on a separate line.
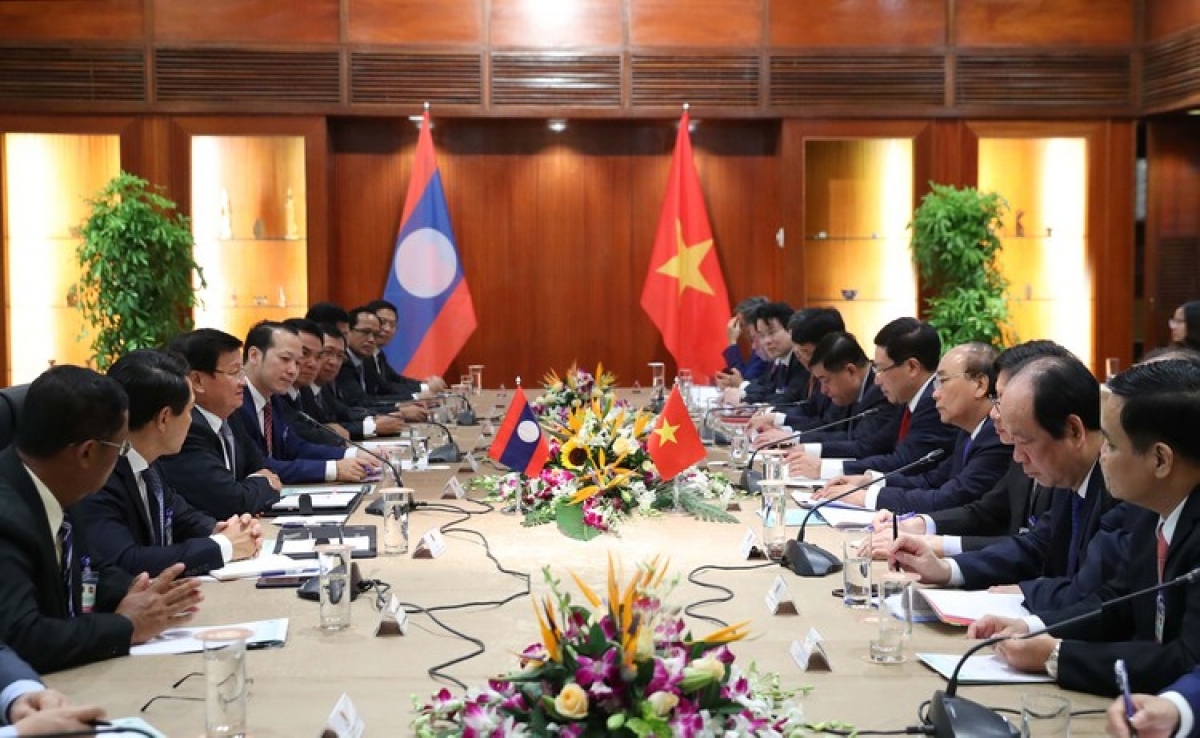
[1169, 301, 1200, 351]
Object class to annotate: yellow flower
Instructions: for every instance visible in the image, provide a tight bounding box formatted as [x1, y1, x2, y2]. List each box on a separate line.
[554, 683, 589, 719]
[646, 691, 679, 717]
[612, 436, 636, 457]
[560, 439, 590, 470]
[680, 655, 726, 692]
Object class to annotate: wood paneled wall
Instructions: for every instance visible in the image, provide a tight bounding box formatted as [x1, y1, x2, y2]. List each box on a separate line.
[1144, 120, 1200, 350]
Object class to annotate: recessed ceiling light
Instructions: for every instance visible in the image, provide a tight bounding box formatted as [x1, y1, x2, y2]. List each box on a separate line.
[548, 119, 568, 132]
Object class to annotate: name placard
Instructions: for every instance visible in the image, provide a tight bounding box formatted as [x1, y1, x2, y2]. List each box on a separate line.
[442, 476, 466, 499]
[740, 528, 765, 560]
[764, 574, 798, 615]
[375, 594, 409, 637]
[462, 452, 480, 474]
[480, 419, 495, 437]
[412, 528, 447, 559]
[321, 692, 365, 738]
[789, 627, 832, 672]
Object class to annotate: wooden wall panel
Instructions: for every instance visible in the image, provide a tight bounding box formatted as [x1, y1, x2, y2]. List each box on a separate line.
[1144, 121, 1200, 350]
[154, 0, 340, 44]
[329, 118, 778, 385]
[1145, 0, 1200, 42]
[0, 0, 143, 42]
[956, 0, 1134, 48]
[628, 0, 763, 48]
[490, 0, 623, 48]
[769, 0, 945, 49]
[347, 0, 482, 45]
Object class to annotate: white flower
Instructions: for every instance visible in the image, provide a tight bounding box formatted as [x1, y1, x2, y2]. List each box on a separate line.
[645, 691, 678, 716]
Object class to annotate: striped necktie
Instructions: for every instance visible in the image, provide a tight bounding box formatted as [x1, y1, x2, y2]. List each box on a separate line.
[143, 466, 167, 546]
[262, 401, 275, 456]
[58, 520, 75, 618]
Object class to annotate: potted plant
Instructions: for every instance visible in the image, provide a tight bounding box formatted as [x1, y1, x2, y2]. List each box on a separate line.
[909, 182, 1011, 348]
[76, 171, 204, 370]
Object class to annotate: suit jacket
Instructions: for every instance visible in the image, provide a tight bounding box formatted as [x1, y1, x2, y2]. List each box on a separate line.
[722, 343, 768, 382]
[929, 461, 1053, 551]
[874, 416, 1011, 513]
[0, 643, 39, 694]
[1021, 506, 1130, 613]
[1052, 488, 1200, 695]
[799, 375, 902, 455]
[743, 354, 811, 405]
[158, 408, 280, 519]
[0, 448, 133, 673]
[1165, 667, 1200, 722]
[373, 351, 423, 398]
[955, 465, 1113, 591]
[75, 456, 222, 577]
[842, 380, 960, 476]
[302, 385, 369, 441]
[237, 392, 343, 485]
[333, 358, 411, 412]
[276, 390, 343, 448]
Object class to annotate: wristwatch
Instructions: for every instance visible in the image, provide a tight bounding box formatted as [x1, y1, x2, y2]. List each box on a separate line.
[1044, 640, 1062, 680]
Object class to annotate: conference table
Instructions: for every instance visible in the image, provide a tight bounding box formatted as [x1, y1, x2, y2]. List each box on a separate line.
[45, 394, 1112, 736]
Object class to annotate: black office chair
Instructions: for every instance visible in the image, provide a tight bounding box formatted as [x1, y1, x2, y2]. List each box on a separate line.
[0, 384, 29, 449]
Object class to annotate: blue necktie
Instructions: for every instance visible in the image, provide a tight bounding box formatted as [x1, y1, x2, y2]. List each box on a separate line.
[58, 520, 74, 618]
[143, 466, 167, 546]
[219, 422, 236, 472]
[1067, 493, 1085, 574]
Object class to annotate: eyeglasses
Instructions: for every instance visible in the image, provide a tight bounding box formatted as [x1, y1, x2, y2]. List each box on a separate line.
[210, 366, 246, 380]
[350, 328, 380, 339]
[95, 438, 132, 457]
[932, 372, 975, 390]
[870, 359, 906, 374]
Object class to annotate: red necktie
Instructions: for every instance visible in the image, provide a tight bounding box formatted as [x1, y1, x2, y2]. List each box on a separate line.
[897, 407, 912, 441]
[1157, 523, 1169, 584]
[262, 402, 275, 456]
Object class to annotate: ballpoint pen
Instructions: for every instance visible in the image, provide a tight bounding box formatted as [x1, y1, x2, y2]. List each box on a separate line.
[1114, 659, 1138, 738]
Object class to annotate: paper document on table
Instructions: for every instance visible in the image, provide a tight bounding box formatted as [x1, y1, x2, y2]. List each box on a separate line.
[131, 618, 289, 656]
[280, 535, 371, 556]
[883, 590, 939, 623]
[210, 551, 315, 581]
[918, 653, 1054, 685]
[271, 492, 358, 511]
[917, 589, 1031, 626]
[104, 718, 167, 737]
[758, 507, 829, 527]
[272, 514, 349, 526]
[281, 484, 364, 497]
[358, 439, 412, 449]
[813, 506, 878, 529]
[790, 489, 873, 512]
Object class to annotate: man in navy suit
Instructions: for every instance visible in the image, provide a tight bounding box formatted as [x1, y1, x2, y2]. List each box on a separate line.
[812, 342, 1010, 513]
[77, 350, 261, 577]
[714, 295, 769, 387]
[239, 321, 377, 485]
[736, 302, 812, 405]
[968, 358, 1200, 696]
[0, 643, 104, 736]
[786, 317, 959, 478]
[889, 354, 1119, 611]
[1108, 665, 1200, 737]
[747, 307, 846, 436]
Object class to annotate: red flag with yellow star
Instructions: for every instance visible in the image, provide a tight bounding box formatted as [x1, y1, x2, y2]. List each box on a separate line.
[640, 110, 731, 383]
[646, 386, 706, 481]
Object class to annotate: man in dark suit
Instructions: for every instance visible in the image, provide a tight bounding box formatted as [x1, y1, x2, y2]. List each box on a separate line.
[814, 342, 1010, 513]
[889, 354, 1119, 611]
[76, 350, 261, 577]
[367, 299, 447, 398]
[239, 321, 376, 485]
[0, 643, 105, 735]
[157, 329, 283, 519]
[970, 358, 1200, 696]
[787, 317, 959, 478]
[335, 307, 429, 420]
[747, 307, 846, 436]
[0, 366, 202, 673]
[739, 302, 812, 405]
[1107, 664, 1200, 737]
[714, 295, 769, 387]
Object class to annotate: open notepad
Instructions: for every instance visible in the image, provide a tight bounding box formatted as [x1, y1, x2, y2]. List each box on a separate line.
[916, 589, 1031, 626]
[130, 618, 289, 656]
[918, 653, 1054, 685]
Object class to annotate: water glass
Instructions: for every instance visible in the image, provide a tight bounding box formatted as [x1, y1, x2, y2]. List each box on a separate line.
[316, 544, 354, 631]
[841, 533, 872, 609]
[729, 426, 748, 466]
[380, 487, 412, 555]
[760, 482, 788, 561]
[1020, 694, 1070, 737]
[648, 362, 665, 396]
[761, 451, 788, 484]
[200, 627, 250, 737]
[870, 574, 909, 663]
[468, 364, 484, 395]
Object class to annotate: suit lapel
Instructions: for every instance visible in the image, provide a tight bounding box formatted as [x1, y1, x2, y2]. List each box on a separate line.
[1, 448, 69, 617]
[1165, 485, 1200, 580]
[115, 457, 155, 543]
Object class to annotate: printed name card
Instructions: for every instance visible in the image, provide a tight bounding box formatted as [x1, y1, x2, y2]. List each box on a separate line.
[790, 628, 832, 672]
[375, 594, 409, 637]
[321, 693, 365, 738]
[442, 476, 466, 499]
[740, 528, 765, 560]
[462, 452, 480, 474]
[765, 574, 798, 615]
[412, 529, 447, 559]
[480, 419, 495, 437]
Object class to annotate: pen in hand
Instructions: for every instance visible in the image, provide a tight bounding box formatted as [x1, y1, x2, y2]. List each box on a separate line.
[1115, 659, 1138, 738]
[891, 512, 900, 572]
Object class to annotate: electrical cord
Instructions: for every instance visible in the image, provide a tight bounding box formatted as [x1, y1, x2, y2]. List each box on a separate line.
[684, 562, 776, 627]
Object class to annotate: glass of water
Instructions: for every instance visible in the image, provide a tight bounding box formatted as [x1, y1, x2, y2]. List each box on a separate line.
[200, 627, 251, 737]
[841, 532, 872, 609]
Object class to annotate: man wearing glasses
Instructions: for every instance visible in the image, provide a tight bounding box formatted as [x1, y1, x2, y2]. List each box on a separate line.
[0, 366, 203, 673]
[336, 307, 429, 420]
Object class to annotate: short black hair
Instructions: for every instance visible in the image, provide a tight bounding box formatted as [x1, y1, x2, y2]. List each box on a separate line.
[168, 329, 242, 374]
[365, 299, 398, 315]
[734, 296, 769, 322]
[751, 301, 793, 329]
[790, 307, 845, 346]
[17, 366, 128, 458]
[874, 317, 940, 371]
[306, 302, 350, 326]
[994, 340, 1073, 380]
[244, 321, 299, 358]
[810, 332, 868, 373]
[318, 323, 346, 345]
[1107, 358, 1200, 464]
[107, 349, 191, 431]
[1179, 301, 1200, 352]
[348, 306, 379, 329]
[283, 318, 323, 341]
[1017, 355, 1101, 436]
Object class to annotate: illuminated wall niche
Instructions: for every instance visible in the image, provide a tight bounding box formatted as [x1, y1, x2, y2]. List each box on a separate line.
[803, 138, 917, 341]
[978, 138, 1091, 363]
[2, 133, 120, 384]
[191, 135, 308, 341]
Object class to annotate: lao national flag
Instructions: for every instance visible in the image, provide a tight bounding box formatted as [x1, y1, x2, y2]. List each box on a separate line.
[488, 388, 550, 477]
[646, 386, 706, 481]
[382, 110, 477, 378]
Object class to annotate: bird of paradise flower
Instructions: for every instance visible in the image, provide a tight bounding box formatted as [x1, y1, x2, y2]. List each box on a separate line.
[543, 395, 654, 506]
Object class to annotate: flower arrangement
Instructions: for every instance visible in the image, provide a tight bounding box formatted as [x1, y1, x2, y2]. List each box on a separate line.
[412, 556, 817, 737]
[472, 395, 737, 539]
[531, 362, 620, 425]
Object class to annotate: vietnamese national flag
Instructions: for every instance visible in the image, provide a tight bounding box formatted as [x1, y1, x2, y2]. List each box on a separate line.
[382, 110, 477, 378]
[640, 110, 731, 383]
[488, 388, 550, 477]
[646, 386, 706, 481]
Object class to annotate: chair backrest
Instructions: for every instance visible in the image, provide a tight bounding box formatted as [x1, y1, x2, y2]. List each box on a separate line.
[0, 384, 29, 450]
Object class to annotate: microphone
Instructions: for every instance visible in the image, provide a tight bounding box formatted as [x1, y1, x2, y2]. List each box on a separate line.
[740, 406, 883, 492]
[408, 420, 463, 464]
[437, 391, 477, 426]
[293, 411, 404, 487]
[783, 448, 945, 577]
[927, 565, 1200, 738]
